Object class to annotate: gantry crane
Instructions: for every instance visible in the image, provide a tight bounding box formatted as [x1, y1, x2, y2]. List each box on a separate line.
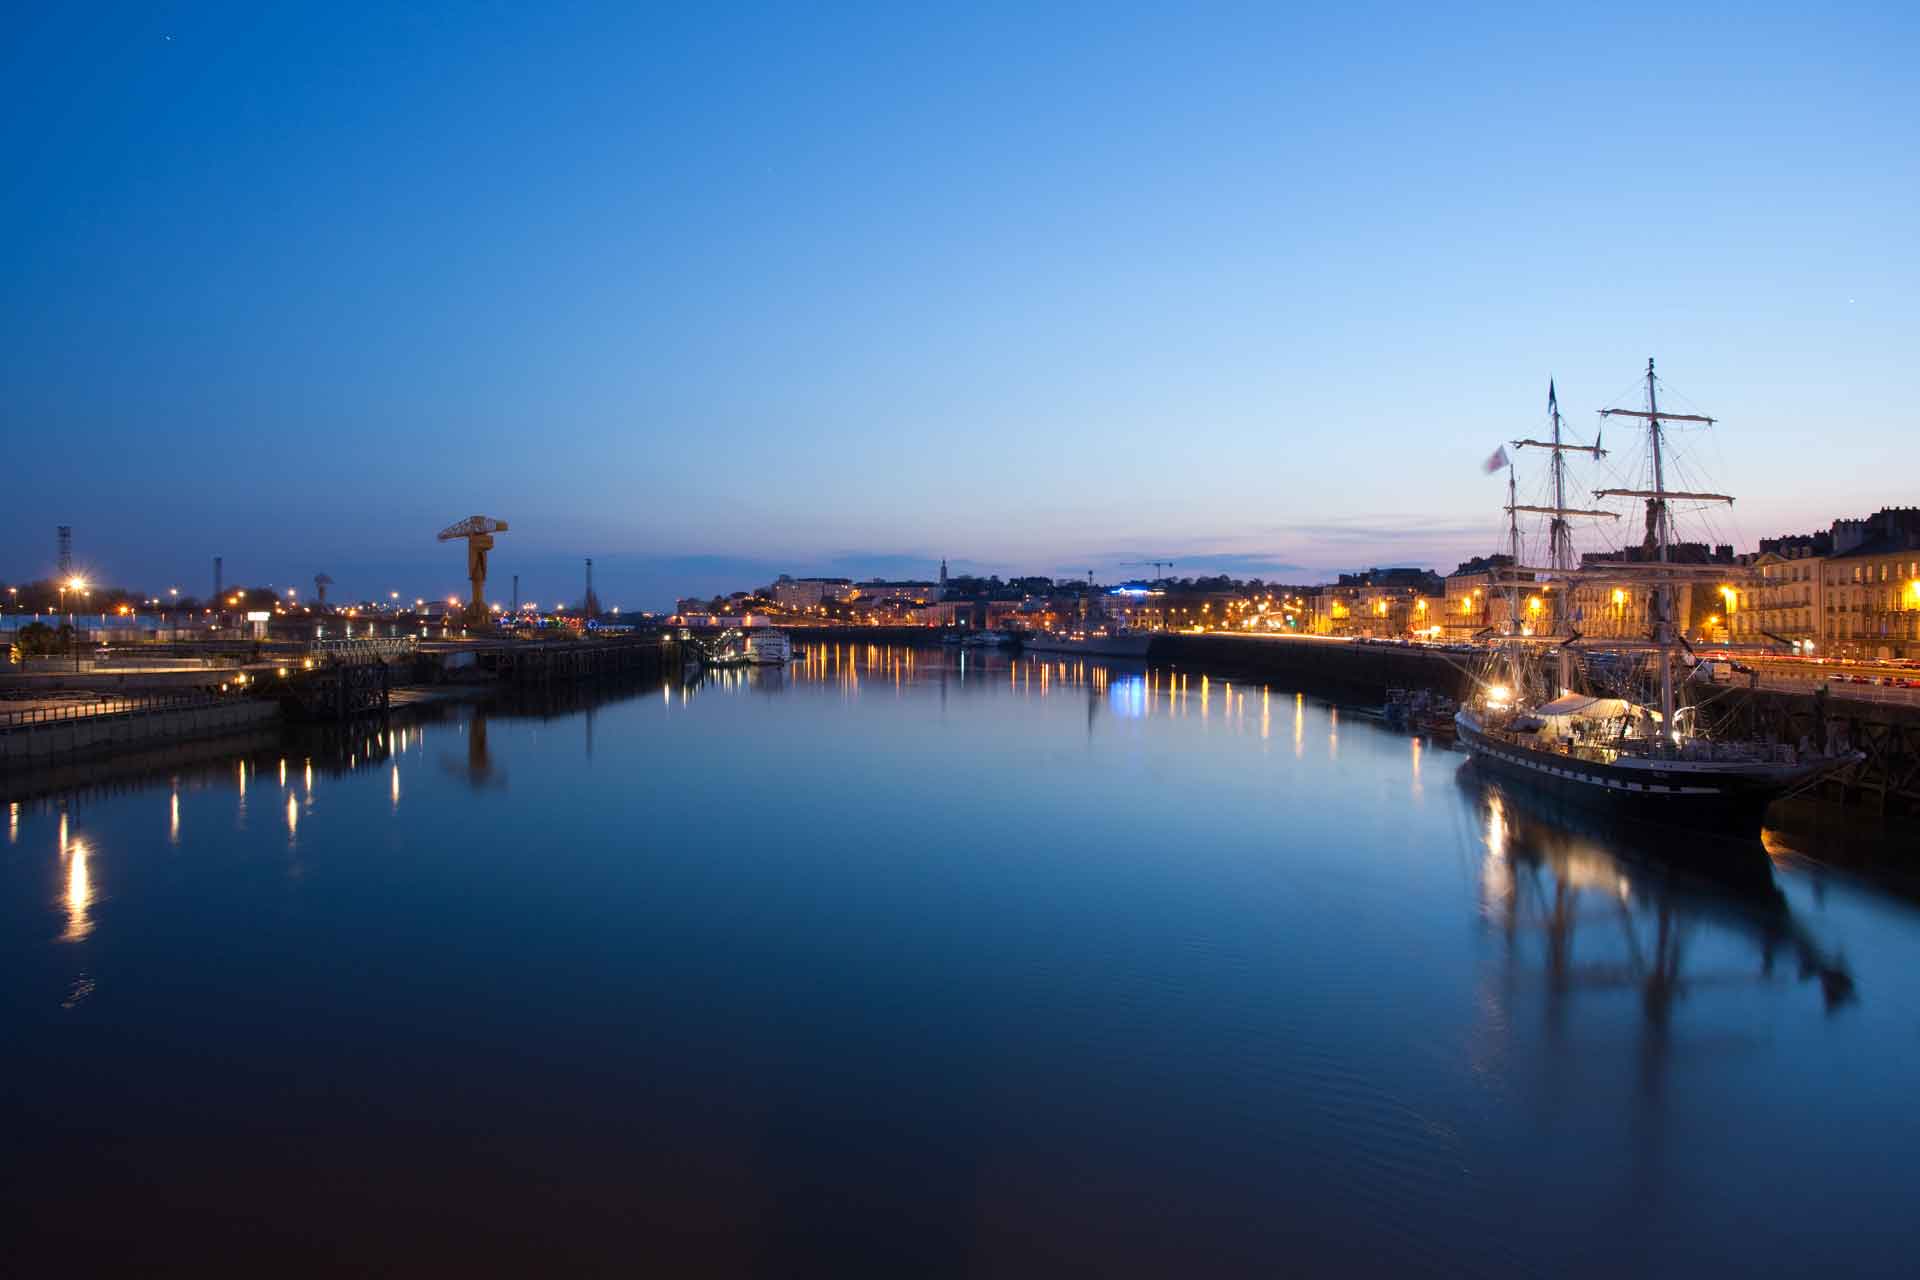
[438, 515, 509, 625]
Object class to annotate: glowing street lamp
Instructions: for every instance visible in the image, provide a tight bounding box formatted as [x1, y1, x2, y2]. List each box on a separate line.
[59, 578, 88, 671]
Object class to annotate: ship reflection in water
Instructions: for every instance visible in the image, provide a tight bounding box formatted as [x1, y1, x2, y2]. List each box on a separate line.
[4, 645, 1918, 1276]
[1464, 767, 1857, 1040]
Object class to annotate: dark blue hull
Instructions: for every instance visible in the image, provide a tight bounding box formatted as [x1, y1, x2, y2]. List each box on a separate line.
[1455, 718, 1786, 835]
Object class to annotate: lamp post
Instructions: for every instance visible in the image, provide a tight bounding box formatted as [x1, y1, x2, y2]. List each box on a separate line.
[58, 578, 88, 671]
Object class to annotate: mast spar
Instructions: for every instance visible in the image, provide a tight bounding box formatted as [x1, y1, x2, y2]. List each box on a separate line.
[1508, 381, 1614, 690]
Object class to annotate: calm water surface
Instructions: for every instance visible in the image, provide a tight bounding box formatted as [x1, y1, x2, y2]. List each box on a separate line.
[6, 646, 1919, 1276]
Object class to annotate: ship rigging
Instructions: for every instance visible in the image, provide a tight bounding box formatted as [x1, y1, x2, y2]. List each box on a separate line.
[1453, 361, 1860, 835]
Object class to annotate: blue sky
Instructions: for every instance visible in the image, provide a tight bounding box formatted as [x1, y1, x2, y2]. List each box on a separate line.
[3, 2, 1914, 608]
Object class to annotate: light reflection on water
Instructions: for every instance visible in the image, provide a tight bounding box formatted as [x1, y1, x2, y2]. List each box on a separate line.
[61, 839, 93, 942]
[4, 644, 1919, 1275]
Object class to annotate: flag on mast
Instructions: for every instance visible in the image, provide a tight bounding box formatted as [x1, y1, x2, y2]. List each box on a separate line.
[1482, 445, 1509, 474]
[1548, 379, 1557, 414]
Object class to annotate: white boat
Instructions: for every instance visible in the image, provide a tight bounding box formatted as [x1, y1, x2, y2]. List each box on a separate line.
[743, 629, 792, 664]
[704, 627, 790, 667]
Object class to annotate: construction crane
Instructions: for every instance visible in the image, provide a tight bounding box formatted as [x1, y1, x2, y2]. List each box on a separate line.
[313, 573, 333, 608]
[438, 515, 509, 625]
[1121, 559, 1175, 582]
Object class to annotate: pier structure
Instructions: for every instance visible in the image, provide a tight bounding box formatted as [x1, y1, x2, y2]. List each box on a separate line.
[1, 631, 677, 768]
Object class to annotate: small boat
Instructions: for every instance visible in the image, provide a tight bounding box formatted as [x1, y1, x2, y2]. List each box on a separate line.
[1384, 687, 1458, 736]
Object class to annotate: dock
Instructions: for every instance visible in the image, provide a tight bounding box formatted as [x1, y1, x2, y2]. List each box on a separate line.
[1, 631, 679, 770]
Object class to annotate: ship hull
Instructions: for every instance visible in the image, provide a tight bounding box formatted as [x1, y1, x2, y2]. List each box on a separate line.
[1453, 712, 1829, 835]
[1023, 633, 1153, 659]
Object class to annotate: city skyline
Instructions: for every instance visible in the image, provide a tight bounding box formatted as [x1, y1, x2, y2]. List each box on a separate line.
[4, 3, 1915, 609]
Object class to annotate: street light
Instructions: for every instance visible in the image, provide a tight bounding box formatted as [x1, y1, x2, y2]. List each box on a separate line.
[59, 578, 88, 671]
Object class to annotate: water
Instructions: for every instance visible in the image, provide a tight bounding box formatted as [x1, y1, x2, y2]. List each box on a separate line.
[5, 645, 1918, 1276]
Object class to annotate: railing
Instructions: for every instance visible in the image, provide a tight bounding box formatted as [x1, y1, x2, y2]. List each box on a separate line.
[310, 636, 418, 661]
[0, 690, 240, 733]
[1712, 667, 1920, 707]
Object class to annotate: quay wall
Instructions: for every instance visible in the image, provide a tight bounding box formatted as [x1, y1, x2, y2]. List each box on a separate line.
[0, 668, 239, 694]
[1146, 635, 1473, 702]
[0, 699, 281, 766]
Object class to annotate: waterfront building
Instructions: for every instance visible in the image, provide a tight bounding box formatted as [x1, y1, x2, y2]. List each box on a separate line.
[1734, 531, 1828, 650]
[984, 600, 1028, 630]
[1311, 568, 1444, 638]
[1571, 542, 1739, 641]
[1818, 507, 1920, 659]
[848, 579, 944, 607]
[1566, 578, 1658, 640]
[908, 600, 984, 627]
[1442, 556, 1516, 640]
[769, 576, 856, 610]
[1116, 589, 1240, 633]
[1722, 511, 1920, 658]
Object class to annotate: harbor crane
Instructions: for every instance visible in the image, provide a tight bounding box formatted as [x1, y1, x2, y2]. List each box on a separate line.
[438, 515, 509, 625]
[1121, 559, 1176, 582]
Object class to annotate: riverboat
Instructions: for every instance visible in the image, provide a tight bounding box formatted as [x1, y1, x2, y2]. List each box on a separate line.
[705, 628, 792, 668]
[742, 630, 792, 665]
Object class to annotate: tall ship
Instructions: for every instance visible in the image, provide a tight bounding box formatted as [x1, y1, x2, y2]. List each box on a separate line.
[1453, 361, 1860, 832]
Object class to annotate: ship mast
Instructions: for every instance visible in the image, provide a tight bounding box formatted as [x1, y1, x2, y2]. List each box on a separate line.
[1548, 385, 1572, 689]
[1594, 358, 1732, 742]
[1508, 380, 1613, 690]
[1648, 361, 1675, 732]
[1550, 381, 1571, 574]
[1505, 463, 1521, 635]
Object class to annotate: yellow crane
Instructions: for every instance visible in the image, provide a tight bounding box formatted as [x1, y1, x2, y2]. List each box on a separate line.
[438, 515, 508, 625]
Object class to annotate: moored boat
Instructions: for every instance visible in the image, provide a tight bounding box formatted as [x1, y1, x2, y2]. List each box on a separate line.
[1452, 363, 1861, 834]
[1023, 630, 1153, 658]
[743, 629, 792, 665]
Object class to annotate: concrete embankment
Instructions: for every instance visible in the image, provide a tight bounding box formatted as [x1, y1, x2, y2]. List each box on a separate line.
[1146, 635, 1473, 701]
[1, 699, 281, 767]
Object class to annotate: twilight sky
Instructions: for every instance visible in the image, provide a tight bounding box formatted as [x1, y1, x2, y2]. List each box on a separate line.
[3, 2, 1914, 609]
